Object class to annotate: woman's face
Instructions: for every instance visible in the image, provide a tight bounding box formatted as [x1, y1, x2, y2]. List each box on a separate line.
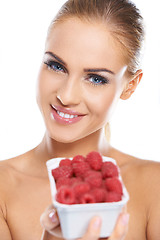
[37, 18, 128, 143]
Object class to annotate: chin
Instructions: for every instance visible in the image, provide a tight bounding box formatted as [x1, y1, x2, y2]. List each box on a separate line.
[48, 131, 81, 144]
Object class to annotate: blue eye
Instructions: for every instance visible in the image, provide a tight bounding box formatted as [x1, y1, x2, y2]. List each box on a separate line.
[87, 74, 109, 86]
[44, 60, 66, 73]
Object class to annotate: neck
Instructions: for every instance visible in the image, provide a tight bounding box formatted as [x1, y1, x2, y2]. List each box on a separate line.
[36, 128, 111, 161]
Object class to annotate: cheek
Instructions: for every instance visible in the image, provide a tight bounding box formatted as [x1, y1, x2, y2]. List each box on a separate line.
[36, 68, 52, 111]
[86, 85, 119, 119]
[36, 68, 58, 105]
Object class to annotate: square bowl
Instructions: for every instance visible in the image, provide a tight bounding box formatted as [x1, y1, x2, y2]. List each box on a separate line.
[46, 156, 129, 239]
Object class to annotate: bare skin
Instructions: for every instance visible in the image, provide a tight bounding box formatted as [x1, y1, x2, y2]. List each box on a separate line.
[1, 18, 160, 240]
[1, 140, 160, 240]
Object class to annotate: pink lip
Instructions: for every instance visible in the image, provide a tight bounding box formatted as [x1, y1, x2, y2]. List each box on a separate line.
[51, 105, 86, 125]
[52, 105, 84, 116]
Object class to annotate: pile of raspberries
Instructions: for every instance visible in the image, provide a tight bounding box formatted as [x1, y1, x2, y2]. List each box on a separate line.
[52, 151, 123, 204]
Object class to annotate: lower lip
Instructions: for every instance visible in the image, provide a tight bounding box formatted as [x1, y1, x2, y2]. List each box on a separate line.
[51, 108, 84, 125]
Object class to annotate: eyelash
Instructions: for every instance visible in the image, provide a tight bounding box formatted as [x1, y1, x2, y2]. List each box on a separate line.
[44, 60, 66, 73]
[44, 60, 110, 86]
[86, 74, 110, 86]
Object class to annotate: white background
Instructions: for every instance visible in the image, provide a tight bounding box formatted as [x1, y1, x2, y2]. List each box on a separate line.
[0, 0, 159, 161]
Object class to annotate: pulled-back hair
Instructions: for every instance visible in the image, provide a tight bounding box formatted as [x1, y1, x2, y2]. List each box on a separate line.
[48, 0, 145, 76]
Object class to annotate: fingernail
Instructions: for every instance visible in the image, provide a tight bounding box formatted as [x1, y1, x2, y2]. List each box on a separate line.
[49, 210, 57, 223]
[121, 213, 129, 226]
[92, 217, 102, 230]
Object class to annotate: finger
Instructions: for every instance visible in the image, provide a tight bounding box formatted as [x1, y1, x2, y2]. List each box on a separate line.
[80, 216, 102, 240]
[109, 213, 129, 240]
[40, 206, 60, 233]
[41, 229, 56, 240]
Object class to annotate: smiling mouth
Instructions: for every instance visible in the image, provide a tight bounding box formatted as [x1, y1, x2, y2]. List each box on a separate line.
[56, 110, 78, 119]
[50, 105, 85, 124]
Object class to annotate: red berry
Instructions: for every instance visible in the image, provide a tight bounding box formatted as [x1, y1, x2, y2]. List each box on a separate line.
[83, 170, 102, 179]
[69, 177, 82, 186]
[59, 158, 72, 167]
[72, 161, 90, 177]
[56, 177, 71, 189]
[86, 151, 103, 170]
[85, 175, 102, 188]
[72, 155, 86, 165]
[105, 191, 122, 202]
[102, 162, 119, 178]
[52, 165, 73, 180]
[79, 193, 96, 204]
[91, 188, 107, 203]
[73, 182, 91, 198]
[54, 152, 124, 205]
[56, 186, 76, 204]
[105, 177, 123, 195]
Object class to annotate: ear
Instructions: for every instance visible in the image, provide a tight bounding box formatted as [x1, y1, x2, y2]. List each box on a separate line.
[120, 69, 143, 100]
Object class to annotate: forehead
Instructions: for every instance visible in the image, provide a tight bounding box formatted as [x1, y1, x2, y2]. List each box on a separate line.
[46, 18, 126, 73]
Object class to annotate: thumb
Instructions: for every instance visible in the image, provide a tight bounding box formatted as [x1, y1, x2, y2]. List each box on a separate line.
[80, 216, 102, 240]
[109, 213, 129, 240]
[40, 207, 59, 233]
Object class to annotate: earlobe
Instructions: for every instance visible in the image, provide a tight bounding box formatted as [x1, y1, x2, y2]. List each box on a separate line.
[120, 70, 143, 100]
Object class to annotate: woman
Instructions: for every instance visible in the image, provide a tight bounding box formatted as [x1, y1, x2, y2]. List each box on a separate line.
[0, 0, 160, 239]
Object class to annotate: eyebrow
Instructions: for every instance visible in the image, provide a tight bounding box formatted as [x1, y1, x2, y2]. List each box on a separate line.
[45, 51, 67, 66]
[84, 68, 115, 75]
[45, 51, 115, 75]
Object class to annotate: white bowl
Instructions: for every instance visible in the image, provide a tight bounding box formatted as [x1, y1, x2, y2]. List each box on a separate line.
[46, 156, 129, 239]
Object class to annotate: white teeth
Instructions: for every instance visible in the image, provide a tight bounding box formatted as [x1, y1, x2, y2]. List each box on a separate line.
[57, 111, 78, 119]
[64, 114, 70, 118]
[59, 112, 65, 118]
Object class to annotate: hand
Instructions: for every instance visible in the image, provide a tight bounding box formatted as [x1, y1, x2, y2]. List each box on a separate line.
[40, 205, 129, 240]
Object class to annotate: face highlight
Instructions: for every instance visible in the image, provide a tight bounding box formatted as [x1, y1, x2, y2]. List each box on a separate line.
[36, 18, 128, 143]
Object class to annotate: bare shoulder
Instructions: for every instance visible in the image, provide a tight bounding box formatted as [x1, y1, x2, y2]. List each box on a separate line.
[111, 147, 160, 196]
[0, 158, 16, 186]
[122, 153, 160, 237]
[130, 158, 160, 239]
[132, 157, 160, 197]
[124, 155, 160, 183]
[0, 157, 20, 221]
[0, 149, 34, 193]
[0, 156, 22, 194]
[111, 147, 160, 181]
[0, 149, 36, 220]
[0, 153, 25, 177]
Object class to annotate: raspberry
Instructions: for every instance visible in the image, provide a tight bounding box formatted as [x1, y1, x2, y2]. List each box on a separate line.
[85, 175, 102, 188]
[105, 191, 122, 202]
[52, 165, 73, 180]
[104, 177, 123, 195]
[69, 177, 82, 186]
[59, 158, 72, 167]
[56, 186, 76, 204]
[53, 151, 123, 205]
[86, 151, 103, 170]
[72, 155, 86, 165]
[83, 170, 102, 179]
[91, 188, 107, 202]
[72, 161, 90, 177]
[56, 177, 71, 189]
[101, 162, 119, 178]
[73, 182, 90, 198]
[79, 193, 96, 204]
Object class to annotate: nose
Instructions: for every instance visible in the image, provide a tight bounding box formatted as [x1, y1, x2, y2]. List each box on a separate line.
[56, 77, 81, 106]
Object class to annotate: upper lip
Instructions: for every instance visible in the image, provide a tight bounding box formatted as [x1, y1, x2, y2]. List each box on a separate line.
[51, 105, 85, 116]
